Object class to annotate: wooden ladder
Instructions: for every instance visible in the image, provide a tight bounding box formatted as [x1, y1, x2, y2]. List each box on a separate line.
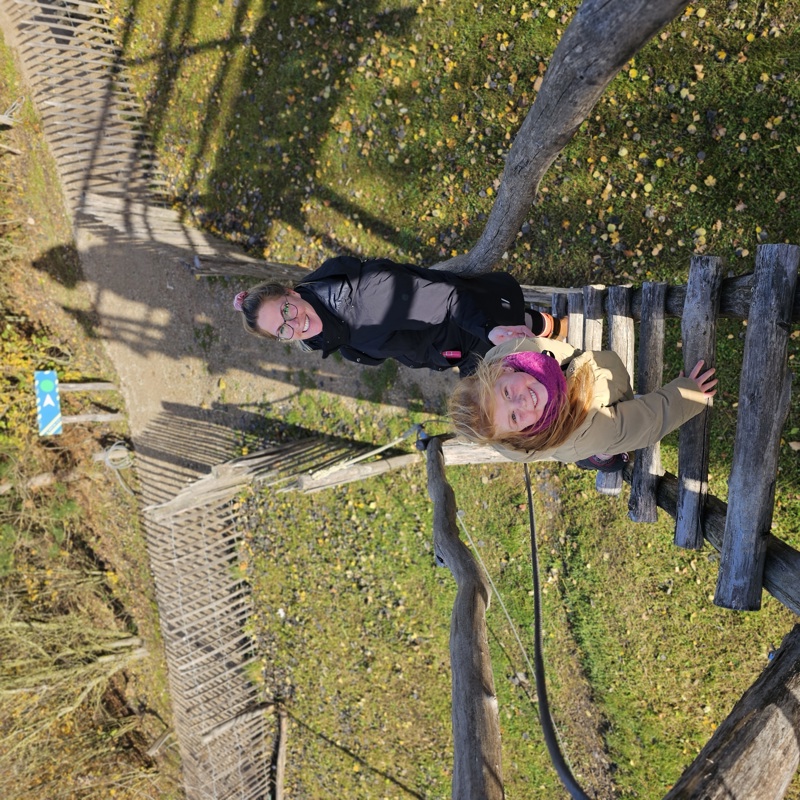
[526, 243, 800, 612]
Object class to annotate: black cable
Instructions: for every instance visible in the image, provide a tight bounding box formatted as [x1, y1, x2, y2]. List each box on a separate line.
[524, 463, 592, 800]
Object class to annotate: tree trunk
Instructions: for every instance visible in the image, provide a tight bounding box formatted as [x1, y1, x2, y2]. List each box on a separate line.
[435, 0, 690, 276]
[665, 624, 800, 800]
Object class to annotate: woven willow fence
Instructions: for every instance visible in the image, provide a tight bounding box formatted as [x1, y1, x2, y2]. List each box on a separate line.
[142, 432, 435, 797]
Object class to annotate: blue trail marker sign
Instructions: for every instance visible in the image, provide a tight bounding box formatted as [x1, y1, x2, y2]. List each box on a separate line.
[34, 370, 62, 435]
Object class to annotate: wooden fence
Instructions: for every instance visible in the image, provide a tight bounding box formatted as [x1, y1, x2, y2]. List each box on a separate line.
[134, 245, 800, 799]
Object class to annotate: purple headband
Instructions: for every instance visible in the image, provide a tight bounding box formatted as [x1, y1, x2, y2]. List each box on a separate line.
[502, 350, 567, 434]
[233, 291, 247, 311]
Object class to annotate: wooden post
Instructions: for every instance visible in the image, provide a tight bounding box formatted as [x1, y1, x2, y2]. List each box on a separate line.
[584, 285, 620, 497]
[674, 256, 723, 549]
[582, 284, 605, 350]
[621, 466, 800, 616]
[598, 285, 636, 498]
[628, 282, 666, 523]
[567, 291, 584, 351]
[551, 291, 568, 327]
[664, 624, 800, 800]
[524, 272, 800, 324]
[426, 438, 504, 800]
[607, 285, 635, 381]
[715, 244, 800, 610]
[275, 708, 288, 800]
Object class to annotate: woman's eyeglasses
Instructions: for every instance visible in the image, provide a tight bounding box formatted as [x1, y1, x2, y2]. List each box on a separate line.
[277, 301, 299, 340]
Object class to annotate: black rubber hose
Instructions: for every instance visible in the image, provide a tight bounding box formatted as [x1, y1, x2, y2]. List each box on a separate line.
[524, 463, 593, 800]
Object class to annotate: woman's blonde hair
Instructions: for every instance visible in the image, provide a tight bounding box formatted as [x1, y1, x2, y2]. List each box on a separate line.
[448, 349, 595, 453]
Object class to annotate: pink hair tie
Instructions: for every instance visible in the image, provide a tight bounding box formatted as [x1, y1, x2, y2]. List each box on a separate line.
[233, 291, 247, 311]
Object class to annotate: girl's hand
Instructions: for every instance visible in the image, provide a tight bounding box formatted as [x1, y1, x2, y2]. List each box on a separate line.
[681, 359, 718, 397]
[488, 324, 536, 346]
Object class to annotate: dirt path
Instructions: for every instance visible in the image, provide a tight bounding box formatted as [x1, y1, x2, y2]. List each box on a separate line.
[74, 219, 456, 464]
[0, 0, 456, 502]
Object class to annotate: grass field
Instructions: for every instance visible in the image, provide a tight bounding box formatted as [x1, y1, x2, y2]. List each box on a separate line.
[109, 0, 800, 796]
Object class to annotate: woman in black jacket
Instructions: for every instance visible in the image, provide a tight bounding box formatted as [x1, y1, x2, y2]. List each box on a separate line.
[233, 256, 565, 374]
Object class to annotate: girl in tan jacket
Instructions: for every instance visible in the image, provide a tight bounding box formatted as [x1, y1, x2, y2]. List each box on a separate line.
[448, 337, 717, 470]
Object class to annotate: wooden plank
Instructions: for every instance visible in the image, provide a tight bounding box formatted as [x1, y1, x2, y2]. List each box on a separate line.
[292, 453, 419, 493]
[441, 440, 515, 465]
[61, 412, 124, 424]
[275, 708, 288, 800]
[426, 438, 503, 800]
[566, 290, 584, 350]
[551, 291, 568, 324]
[582, 284, 620, 495]
[599, 286, 635, 497]
[628, 282, 666, 523]
[675, 256, 723, 549]
[621, 465, 800, 615]
[516, 272, 794, 322]
[607, 285, 635, 380]
[664, 624, 800, 800]
[582, 284, 605, 350]
[715, 244, 800, 610]
[60, 381, 116, 392]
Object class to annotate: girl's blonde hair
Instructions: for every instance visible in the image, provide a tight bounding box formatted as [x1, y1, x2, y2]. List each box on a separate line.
[448, 350, 595, 453]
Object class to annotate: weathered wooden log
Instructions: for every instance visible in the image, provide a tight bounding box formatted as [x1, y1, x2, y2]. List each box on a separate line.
[715, 244, 800, 611]
[59, 381, 116, 392]
[582, 284, 605, 350]
[631, 273, 755, 321]
[522, 286, 580, 309]
[425, 438, 503, 800]
[596, 286, 636, 497]
[582, 285, 620, 496]
[61, 412, 124, 424]
[628, 282, 666, 523]
[551, 291, 568, 325]
[675, 256, 723, 550]
[275, 708, 288, 800]
[664, 624, 800, 800]
[621, 465, 800, 616]
[607, 285, 635, 381]
[567, 291, 585, 351]
[513, 271, 794, 322]
[291, 452, 419, 493]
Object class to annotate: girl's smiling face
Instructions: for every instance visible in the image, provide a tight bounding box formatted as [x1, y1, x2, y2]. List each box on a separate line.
[492, 367, 549, 434]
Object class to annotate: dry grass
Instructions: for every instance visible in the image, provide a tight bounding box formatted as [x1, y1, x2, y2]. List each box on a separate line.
[0, 37, 182, 800]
